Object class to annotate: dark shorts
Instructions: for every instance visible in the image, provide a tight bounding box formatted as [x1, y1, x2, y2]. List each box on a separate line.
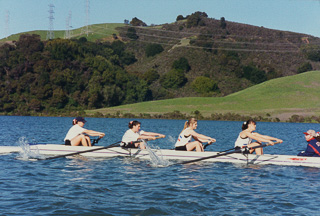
[125, 142, 139, 148]
[175, 146, 187, 151]
[65, 140, 71, 146]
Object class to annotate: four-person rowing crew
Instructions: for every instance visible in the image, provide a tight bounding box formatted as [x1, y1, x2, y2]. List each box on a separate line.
[63, 117, 320, 157]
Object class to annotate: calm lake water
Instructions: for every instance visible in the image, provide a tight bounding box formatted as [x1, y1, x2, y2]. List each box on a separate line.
[1, 116, 320, 215]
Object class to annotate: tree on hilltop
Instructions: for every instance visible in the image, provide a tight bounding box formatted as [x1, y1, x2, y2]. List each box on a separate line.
[220, 17, 227, 29]
[176, 15, 185, 21]
[130, 17, 147, 26]
[186, 11, 208, 28]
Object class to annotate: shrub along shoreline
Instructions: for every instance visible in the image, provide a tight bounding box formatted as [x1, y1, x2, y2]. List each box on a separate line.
[1, 109, 320, 123]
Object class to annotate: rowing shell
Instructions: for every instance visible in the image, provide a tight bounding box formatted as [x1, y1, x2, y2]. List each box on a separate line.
[1, 144, 320, 168]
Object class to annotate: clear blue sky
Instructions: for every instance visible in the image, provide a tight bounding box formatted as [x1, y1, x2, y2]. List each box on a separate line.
[1, 0, 320, 39]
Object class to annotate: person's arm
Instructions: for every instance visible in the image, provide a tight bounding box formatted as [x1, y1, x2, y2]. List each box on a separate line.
[83, 129, 105, 138]
[188, 130, 216, 143]
[141, 131, 166, 138]
[254, 133, 282, 143]
[246, 132, 282, 144]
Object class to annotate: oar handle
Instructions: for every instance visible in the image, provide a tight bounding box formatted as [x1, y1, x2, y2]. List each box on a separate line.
[218, 141, 282, 153]
[249, 141, 282, 150]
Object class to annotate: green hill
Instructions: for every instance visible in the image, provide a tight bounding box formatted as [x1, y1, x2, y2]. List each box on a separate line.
[88, 71, 320, 121]
[0, 23, 125, 42]
[2, 12, 320, 122]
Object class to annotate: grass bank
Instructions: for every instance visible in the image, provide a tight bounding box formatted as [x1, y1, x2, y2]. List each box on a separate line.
[87, 71, 320, 121]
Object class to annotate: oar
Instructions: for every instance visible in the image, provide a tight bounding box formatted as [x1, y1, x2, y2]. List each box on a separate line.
[39, 140, 121, 160]
[177, 141, 282, 165]
[41, 136, 164, 160]
[203, 139, 216, 149]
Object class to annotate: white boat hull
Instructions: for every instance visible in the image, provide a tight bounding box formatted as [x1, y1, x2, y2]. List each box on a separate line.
[1, 144, 320, 168]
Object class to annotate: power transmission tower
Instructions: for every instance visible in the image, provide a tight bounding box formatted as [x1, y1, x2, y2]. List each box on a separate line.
[46, 4, 55, 40]
[81, 0, 90, 37]
[4, 10, 10, 38]
[65, 11, 72, 39]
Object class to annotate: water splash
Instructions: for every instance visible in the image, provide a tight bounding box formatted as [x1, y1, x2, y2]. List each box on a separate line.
[16, 137, 45, 161]
[142, 140, 171, 167]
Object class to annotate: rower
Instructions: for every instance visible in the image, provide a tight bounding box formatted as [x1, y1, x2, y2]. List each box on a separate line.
[121, 120, 165, 149]
[174, 118, 216, 152]
[64, 117, 105, 147]
[298, 130, 320, 157]
[234, 119, 283, 155]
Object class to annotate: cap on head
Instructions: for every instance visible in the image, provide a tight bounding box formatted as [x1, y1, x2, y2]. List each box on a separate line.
[75, 117, 87, 123]
[303, 129, 316, 137]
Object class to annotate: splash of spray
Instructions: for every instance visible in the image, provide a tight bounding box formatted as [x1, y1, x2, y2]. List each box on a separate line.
[142, 140, 171, 167]
[17, 137, 45, 160]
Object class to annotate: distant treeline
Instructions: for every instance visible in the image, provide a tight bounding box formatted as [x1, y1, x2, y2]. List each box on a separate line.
[87, 110, 320, 123]
[0, 34, 151, 115]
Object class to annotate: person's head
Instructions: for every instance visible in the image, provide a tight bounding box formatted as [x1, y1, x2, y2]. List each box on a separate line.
[184, 118, 198, 130]
[129, 120, 141, 132]
[303, 129, 316, 141]
[242, 119, 256, 131]
[73, 117, 87, 126]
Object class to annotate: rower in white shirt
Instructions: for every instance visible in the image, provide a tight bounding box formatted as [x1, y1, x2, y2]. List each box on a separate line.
[121, 120, 165, 149]
[64, 117, 105, 147]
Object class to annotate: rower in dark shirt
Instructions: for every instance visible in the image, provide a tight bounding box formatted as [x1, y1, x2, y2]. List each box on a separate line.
[298, 130, 320, 157]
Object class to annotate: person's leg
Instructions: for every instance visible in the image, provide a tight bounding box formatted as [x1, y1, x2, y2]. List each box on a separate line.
[248, 142, 263, 155]
[70, 135, 82, 146]
[83, 135, 91, 147]
[71, 135, 91, 146]
[186, 141, 204, 152]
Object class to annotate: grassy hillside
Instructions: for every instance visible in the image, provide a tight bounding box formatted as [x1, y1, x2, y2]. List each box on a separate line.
[87, 71, 320, 120]
[0, 23, 125, 42]
[2, 13, 320, 121]
[2, 16, 320, 99]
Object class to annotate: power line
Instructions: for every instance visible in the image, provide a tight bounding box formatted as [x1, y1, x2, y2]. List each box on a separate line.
[4, 10, 10, 38]
[46, 4, 55, 40]
[65, 11, 72, 39]
[94, 25, 316, 48]
[129, 24, 315, 39]
[81, 0, 90, 37]
[91, 25, 305, 52]
[123, 36, 300, 53]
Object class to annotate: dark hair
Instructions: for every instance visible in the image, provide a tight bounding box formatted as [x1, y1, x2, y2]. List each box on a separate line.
[129, 120, 141, 129]
[315, 133, 320, 142]
[242, 119, 256, 130]
[73, 117, 86, 125]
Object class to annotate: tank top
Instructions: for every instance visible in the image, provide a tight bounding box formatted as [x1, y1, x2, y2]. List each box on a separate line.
[175, 128, 192, 147]
[234, 132, 252, 148]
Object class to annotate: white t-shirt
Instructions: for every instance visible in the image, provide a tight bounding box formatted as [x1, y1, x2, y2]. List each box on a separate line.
[64, 124, 86, 141]
[234, 133, 252, 148]
[175, 128, 192, 147]
[122, 129, 145, 143]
